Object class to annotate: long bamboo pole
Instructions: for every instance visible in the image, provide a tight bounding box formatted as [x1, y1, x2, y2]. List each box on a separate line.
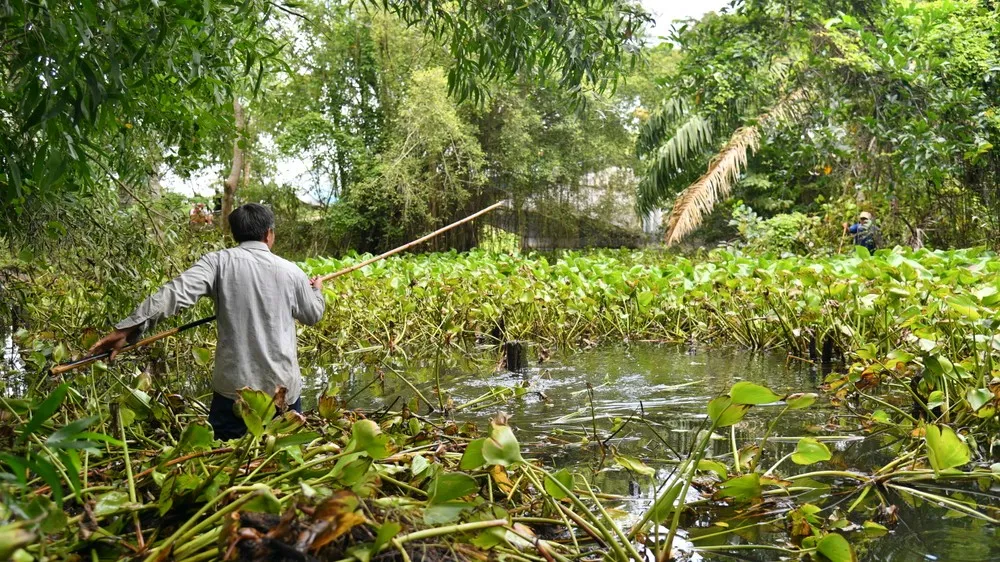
[51, 200, 508, 375]
[316, 199, 506, 282]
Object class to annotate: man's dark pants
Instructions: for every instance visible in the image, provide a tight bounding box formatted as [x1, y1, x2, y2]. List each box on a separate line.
[208, 392, 302, 440]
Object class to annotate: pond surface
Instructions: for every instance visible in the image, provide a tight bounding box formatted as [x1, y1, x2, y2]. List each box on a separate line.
[307, 344, 999, 562]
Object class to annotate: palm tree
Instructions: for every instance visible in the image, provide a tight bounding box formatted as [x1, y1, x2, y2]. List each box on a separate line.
[637, 78, 809, 245]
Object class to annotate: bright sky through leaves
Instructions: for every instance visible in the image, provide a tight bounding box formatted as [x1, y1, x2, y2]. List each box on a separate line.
[642, 0, 733, 40]
[169, 0, 734, 201]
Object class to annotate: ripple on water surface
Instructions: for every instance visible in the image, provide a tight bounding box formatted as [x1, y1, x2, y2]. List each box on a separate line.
[308, 343, 999, 562]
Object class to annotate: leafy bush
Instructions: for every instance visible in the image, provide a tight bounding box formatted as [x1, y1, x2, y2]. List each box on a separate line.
[728, 203, 821, 254]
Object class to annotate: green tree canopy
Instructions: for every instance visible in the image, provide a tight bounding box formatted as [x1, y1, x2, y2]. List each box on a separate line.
[636, 0, 1000, 248]
[1, 0, 282, 229]
[1, 0, 650, 236]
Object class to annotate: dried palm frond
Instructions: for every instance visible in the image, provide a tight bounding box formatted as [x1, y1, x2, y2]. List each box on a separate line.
[760, 88, 809, 124]
[663, 89, 810, 246]
[664, 126, 760, 246]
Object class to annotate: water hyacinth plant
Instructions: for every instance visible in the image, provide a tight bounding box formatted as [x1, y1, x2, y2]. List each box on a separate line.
[300, 247, 998, 433]
[5, 245, 1000, 560]
[2, 375, 994, 562]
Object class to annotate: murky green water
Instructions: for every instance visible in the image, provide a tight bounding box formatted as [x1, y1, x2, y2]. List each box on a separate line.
[308, 343, 1000, 562]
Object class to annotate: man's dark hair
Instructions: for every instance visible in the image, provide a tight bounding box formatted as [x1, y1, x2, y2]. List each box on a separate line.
[229, 203, 274, 242]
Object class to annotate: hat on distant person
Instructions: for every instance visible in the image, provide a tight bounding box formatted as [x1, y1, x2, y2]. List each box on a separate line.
[859, 211, 873, 220]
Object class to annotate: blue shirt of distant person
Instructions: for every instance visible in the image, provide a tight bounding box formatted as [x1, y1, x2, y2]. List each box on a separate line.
[843, 211, 880, 253]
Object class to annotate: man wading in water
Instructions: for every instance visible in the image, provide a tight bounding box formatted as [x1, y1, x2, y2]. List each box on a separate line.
[90, 203, 326, 439]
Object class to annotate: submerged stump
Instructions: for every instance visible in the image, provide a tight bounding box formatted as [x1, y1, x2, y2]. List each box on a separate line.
[502, 341, 527, 371]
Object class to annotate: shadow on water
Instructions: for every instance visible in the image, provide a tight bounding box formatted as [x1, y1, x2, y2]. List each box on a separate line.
[307, 343, 999, 562]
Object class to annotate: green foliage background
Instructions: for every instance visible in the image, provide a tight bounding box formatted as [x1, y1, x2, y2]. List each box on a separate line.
[638, 0, 1000, 250]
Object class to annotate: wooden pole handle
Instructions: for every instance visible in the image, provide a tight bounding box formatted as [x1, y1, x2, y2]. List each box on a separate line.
[49, 352, 111, 375]
[50, 316, 216, 375]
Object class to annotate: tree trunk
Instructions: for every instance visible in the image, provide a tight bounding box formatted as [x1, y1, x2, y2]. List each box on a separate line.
[241, 140, 252, 188]
[147, 165, 165, 235]
[222, 98, 246, 235]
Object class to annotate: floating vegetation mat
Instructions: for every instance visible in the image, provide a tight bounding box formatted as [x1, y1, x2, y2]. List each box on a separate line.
[5, 246, 1000, 560]
[1, 376, 997, 562]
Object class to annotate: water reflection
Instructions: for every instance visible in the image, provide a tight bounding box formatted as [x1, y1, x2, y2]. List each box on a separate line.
[308, 343, 999, 562]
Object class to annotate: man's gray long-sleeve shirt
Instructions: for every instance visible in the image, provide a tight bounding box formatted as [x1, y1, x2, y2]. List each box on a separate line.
[116, 241, 325, 403]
